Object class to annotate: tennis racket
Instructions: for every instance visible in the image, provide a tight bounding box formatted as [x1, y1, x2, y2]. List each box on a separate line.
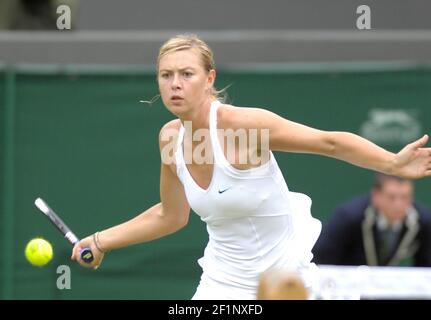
[34, 197, 94, 263]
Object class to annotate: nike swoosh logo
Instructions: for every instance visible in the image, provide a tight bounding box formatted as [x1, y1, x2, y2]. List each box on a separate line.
[218, 187, 231, 194]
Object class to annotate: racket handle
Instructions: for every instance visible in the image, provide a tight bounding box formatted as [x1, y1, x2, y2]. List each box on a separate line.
[80, 247, 94, 263]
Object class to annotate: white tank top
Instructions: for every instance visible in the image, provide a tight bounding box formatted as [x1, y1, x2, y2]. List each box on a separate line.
[175, 100, 322, 289]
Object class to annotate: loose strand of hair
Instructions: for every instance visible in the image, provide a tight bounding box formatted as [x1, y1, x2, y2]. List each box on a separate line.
[139, 94, 161, 107]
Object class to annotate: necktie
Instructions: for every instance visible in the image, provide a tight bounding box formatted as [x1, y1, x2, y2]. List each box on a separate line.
[380, 228, 397, 264]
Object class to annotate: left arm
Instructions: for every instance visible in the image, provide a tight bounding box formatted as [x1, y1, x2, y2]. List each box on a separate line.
[227, 106, 431, 179]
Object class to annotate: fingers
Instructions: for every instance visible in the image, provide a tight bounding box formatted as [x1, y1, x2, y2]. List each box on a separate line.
[91, 254, 103, 270]
[71, 244, 79, 261]
[411, 134, 429, 149]
[75, 248, 103, 269]
[70, 236, 104, 269]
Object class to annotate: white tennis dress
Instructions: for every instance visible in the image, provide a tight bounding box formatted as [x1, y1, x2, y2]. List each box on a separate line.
[174, 100, 322, 299]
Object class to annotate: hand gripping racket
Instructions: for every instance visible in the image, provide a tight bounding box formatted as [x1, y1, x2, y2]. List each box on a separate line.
[34, 197, 94, 263]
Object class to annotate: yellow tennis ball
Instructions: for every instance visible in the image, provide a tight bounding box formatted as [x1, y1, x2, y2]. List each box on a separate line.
[25, 238, 53, 267]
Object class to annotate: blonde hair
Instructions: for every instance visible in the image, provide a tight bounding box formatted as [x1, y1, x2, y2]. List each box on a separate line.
[157, 34, 227, 101]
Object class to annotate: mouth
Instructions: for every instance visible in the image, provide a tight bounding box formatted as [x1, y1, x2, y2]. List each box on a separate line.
[171, 95, 184, 101]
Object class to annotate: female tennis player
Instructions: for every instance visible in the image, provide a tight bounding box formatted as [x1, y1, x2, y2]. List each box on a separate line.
[72, 34, 431, 299]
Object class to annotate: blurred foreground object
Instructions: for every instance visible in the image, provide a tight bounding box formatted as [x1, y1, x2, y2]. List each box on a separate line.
[257, 269, 308, 300]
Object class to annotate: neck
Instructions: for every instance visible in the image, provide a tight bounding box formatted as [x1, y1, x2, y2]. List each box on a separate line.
[180, 98, 213, 131]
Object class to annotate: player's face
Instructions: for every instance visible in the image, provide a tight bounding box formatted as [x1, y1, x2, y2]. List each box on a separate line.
[158, 49, 215, 117]
[372, 180, 413, 224]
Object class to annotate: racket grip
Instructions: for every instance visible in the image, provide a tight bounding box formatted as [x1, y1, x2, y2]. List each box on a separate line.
[80, 247, 94, 263]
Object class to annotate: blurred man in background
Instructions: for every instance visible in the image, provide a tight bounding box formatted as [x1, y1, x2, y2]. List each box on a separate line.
[313, 173, 431, 266]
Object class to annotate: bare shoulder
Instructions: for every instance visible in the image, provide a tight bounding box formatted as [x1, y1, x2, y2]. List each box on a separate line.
[160, 119, 181, 132]
[218, 103, 274, 130]
[159, 119, 181, 146]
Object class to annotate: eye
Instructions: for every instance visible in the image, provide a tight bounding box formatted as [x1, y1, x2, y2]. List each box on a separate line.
[159, 73, 170, 79]
[183, 71, 193, 78]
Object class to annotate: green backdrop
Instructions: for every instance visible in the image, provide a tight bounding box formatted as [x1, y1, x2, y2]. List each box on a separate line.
[1, 64, 431, 299]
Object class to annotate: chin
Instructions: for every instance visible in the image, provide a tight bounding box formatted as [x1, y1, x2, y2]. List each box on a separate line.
[166, 105, 188, 117]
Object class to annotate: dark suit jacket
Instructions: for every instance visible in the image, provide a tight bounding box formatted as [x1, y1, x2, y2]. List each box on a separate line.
[312, 195, 431, 266]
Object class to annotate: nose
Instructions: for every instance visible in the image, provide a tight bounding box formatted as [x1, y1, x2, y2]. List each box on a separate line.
[171, 73, 181, 90]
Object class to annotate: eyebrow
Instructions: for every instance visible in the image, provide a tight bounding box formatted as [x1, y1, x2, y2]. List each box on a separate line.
[158, 67, 196, 73]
